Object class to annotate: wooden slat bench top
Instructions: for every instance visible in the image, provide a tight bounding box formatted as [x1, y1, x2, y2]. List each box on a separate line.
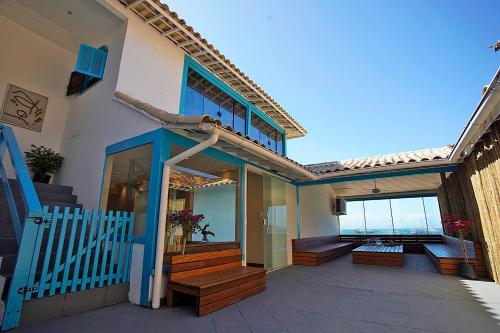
[353, 245, 403, 254]
[166, 246, 266, 316]
[292, 235, 353, 266]
[295, 242, 352, 254]
[170, 267, 265, 291]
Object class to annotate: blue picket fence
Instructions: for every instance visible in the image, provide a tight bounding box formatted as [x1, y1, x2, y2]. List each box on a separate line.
[1, 124, 135, 330]
[26, 207, 134, 300]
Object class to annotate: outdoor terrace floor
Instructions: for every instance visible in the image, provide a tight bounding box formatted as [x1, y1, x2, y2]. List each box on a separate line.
[13, 254, 500, 333]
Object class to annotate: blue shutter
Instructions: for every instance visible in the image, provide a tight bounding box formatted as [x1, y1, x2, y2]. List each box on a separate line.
[75, 44, 108, 79]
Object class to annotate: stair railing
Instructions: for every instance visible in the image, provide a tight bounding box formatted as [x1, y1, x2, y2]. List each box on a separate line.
[0, 124, 42, 244]
[0, 124, 43, 330]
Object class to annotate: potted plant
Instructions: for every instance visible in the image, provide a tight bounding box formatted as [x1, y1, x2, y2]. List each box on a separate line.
[24, 145, 63, 183]
[167, 209, 205, 254]
[200, 224, 215, 242]
[442, 213, 478, 280]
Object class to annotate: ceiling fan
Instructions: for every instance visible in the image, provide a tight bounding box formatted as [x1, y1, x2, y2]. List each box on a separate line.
[333, 179, 384, 194]
[371, 179, 381, 194]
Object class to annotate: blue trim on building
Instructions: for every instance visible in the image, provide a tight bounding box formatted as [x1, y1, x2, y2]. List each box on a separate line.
[102, 129, 164, 306]
[295, 165, 459, 187]
[102, 128, 247, 306]
[296, 186, 301, 239]
[345, 192, 438, 202]
[179, 55, 287, 156]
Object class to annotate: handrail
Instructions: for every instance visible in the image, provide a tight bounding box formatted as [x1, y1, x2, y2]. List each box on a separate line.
[0, 124, 42, 244]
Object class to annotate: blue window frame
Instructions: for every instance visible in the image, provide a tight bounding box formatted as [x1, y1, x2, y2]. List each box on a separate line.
[180, 56, 287, 156]
[101, 128, 247, 307]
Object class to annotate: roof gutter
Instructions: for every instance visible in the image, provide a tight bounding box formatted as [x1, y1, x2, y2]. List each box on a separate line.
[193, 124, 318, 181]
[114, 91, 317, 181]
[449, 69, 500, 162]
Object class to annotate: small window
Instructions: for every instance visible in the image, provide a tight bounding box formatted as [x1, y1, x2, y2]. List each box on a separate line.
[67, 44, 108, 96]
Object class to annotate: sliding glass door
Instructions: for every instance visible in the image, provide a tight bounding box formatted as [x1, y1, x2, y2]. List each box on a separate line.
[262, 174, 287, 270]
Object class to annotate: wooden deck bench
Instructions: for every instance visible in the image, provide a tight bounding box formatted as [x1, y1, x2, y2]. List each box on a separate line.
[166, 248, 266, 316]
[424, 236, 487, 277]
[292, 235, 353, 266]
[352, 245, 404, 266]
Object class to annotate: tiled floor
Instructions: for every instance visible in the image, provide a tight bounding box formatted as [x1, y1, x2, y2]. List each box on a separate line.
[13, 254, 500, 333]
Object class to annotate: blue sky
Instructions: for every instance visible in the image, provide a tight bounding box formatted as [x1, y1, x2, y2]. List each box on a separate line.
[168, 0, 499, 164]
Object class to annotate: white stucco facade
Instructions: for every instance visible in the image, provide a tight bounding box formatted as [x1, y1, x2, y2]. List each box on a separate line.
[0, 15, 74, 177]
[299, 185, 339, 238]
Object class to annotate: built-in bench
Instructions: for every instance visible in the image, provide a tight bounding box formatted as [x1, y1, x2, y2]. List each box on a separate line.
[165, 248, 266, 316]
[292, 235, 353, 266]
[423, 235, 487, 277]
[340, 234, 443, 253]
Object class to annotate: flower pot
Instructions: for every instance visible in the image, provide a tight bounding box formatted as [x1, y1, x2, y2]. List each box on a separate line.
[33, 173, 51, 183]
[458, 263, 478, 280]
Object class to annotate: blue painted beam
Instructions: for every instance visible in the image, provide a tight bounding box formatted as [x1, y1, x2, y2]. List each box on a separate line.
[295, 165, 459, 187]
[345, 192, 438, 202]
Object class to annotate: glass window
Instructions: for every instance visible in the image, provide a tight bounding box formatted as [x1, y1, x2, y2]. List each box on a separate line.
[391, 198, 428, 235]
[276, 132, 284, 155]
[185, 69, 204, 116]
[364, 200, 394, 235]
[185, 68, 248, 133]
[203, 80, 220, 119]
[340, 196, 443, 235]
[165, 144, 241, 253]
[233, 102, 246, 134]
[423, 197, 444, 235]
[339, 201, 365, 234]
[250, 113, 282, 153]
[185, 68, 287, 155]
[100, 144, 153, 236]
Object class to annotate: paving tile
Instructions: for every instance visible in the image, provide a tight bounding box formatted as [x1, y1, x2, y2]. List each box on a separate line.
[364, 310, 411, 327]
[236, 301, 287, 333]
[10, 255, 500, 333]
[369, 299, 409, 314]
[267, 304, 325, 333]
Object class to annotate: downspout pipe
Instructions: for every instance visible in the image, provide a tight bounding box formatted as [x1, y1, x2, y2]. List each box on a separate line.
[151, 132, 219, 309]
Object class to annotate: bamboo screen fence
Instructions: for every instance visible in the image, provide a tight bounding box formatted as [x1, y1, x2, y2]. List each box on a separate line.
[437, 120, 500, 283]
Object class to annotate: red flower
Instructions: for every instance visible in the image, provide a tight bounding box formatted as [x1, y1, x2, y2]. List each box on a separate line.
[442, 213, 473, 234]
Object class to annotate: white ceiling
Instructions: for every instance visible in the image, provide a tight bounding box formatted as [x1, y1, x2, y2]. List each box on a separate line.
[330, 173, 443, 199]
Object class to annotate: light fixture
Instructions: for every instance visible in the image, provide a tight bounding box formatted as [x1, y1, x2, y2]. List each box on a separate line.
[372, 179, 381, 194]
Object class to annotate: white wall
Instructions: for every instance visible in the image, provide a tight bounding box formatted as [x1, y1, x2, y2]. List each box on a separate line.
[0, 15, 74, 176]
[57, 1, 186, 208]
[299, 185, 339, 237]
[112, 2, 185, 114]
[57, 18, 159, 208]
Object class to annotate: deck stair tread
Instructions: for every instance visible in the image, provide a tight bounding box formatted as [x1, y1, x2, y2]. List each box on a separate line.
[171, 267, 265, 288]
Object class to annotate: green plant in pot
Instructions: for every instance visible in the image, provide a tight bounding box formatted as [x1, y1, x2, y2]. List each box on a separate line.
[25, 145, 63, 183]
[200, 224, 215, 242]
[442, 213, 477, 280]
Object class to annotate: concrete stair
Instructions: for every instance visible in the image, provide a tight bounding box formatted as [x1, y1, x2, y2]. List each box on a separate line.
[0, 180, 82, 300]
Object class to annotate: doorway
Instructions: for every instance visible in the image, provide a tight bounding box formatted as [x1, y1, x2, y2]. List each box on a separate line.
[246, 170, 288, 270]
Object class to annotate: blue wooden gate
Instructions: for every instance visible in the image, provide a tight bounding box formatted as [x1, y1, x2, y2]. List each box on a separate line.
[1, 124, 135, 330]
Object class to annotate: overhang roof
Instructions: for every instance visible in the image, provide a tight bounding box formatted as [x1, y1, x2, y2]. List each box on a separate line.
[117, 0, 307, 139]
[306, 146, 453, 177]
[113, 91, 316, 181]
[114, 91, 458, 183]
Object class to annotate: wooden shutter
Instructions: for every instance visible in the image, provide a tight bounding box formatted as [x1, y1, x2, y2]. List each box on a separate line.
[75, 44, 108, 79]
